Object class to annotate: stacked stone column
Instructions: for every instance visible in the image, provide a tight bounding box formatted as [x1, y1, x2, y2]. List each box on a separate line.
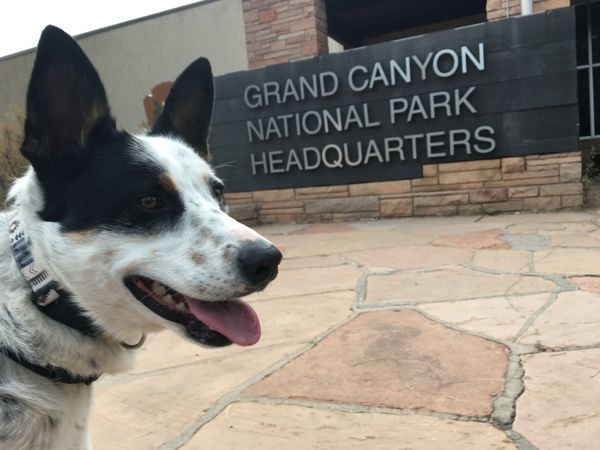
[242, 0, 328, 69]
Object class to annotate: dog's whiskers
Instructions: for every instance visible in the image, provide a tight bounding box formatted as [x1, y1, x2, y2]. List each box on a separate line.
[212, 160, 237, 170]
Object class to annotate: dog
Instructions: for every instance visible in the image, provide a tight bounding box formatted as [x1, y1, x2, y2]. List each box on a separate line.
[0, 26, 281, 449]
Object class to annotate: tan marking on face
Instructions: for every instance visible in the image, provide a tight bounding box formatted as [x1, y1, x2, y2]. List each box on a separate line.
[159, 171, 178, 192]
[64, 230, 96, 241]
[192, 252, 206, 265]
[103, 249, 115, 265]
[122, 262, 142, 274]
[222, 247, 233, 261]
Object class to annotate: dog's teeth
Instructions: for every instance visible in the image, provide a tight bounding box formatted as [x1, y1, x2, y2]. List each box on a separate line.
[175, 303, 188, 312]
[163, 294, 175, 305]
[154, 285, 167, 296]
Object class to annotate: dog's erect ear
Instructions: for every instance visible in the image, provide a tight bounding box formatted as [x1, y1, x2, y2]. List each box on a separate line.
[151, 58, 214, 160]
[21, 25, 114, 170]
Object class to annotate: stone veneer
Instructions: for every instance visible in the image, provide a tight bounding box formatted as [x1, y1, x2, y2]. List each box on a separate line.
[226, 153, 583, 225]
[242, 0, 328, 69]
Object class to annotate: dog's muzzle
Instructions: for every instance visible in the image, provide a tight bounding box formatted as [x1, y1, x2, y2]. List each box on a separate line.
[124, 240, 282, 348]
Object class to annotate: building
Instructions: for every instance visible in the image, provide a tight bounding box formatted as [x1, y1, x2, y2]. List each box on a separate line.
[0, 0, 596, 224]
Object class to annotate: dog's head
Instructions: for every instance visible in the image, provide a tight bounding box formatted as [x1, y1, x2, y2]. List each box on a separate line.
[15, 26, 281, 348]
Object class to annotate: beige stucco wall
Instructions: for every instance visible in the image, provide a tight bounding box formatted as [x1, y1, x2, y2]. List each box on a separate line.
[0, 0, 248, 132]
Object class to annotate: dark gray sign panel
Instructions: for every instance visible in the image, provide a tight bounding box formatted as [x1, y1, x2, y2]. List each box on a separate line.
[210, 8, 578, 193]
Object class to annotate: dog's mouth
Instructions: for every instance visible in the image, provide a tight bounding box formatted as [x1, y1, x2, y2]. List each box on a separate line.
[124, 276, 260, 347]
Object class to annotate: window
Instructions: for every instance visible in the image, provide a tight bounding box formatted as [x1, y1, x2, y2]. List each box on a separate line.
[577, 2, 600, 138]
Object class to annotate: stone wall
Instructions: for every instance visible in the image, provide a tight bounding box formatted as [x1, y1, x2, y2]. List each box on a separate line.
[242, 0, 328, 69]
[486, 0, 570, 20]
[226, 152, 583, 225]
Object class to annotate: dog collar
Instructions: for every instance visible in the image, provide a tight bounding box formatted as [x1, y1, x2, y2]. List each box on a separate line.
[5, 215, 103, 384]
[0, 346, 99, 385]
[8, 215, 101, 337]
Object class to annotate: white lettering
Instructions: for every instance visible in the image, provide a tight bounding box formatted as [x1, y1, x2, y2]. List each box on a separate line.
[455, 87, 477, 114]
[433, 49, 459, 78]
[412, 52, 433, 80]
[407, 96, 428, 122]
[286, 148, 303, 171]
[268, 151, 285, 173]
[390, 98, 408, 124]
[244, 85, 262, 109]
[369, 62, 390, 89]
[384, 137, 405, 162]
[363, 139, 384, 164]
[462, 43, 485, 73]
[426, 131, 447, 158]
[251, 152, 268, 175]
[303, 147, 321, 170]
[322, 144, 344, 168]
[247, 120, 263, 143]
[320, 72, 339, 97]
[474, 126, 496, 153]
[348, 65, 369, 92]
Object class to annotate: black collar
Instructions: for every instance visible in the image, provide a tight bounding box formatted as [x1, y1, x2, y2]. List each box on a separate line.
[6, 214, 102, 384]
[0, 346, 99, 385]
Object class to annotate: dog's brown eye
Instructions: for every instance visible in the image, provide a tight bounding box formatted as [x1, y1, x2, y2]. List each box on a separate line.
[137, 195, 161, 209]
[212, 184, 225, 204]
[213, 188, 225, 203]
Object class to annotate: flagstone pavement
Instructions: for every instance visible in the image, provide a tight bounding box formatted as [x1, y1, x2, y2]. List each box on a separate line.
[92, 211, 600, 450]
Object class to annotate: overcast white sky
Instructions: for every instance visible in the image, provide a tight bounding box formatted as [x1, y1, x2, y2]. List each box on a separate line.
[0, 0, 201, 58]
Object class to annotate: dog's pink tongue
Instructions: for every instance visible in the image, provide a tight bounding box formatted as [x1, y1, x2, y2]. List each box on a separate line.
[185, 298, 261, 346]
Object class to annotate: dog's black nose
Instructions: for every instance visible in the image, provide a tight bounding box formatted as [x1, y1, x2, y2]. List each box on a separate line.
[237, 241, 282, 287]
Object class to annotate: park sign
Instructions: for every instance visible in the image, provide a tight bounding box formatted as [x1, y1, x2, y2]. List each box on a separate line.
[210, 8, 577, 193]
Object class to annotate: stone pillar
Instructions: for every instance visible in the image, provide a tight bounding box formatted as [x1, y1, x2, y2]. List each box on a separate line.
[242, 0, 329, 69]
[487, 0, 570, 20]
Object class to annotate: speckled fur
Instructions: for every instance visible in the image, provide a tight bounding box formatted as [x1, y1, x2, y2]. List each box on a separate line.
[1, 26, 279, 449]
[0, 210, 128, 450]
[0, 136, 276, 450]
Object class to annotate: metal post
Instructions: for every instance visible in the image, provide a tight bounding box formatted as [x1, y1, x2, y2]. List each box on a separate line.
[521, 0, 533, 15]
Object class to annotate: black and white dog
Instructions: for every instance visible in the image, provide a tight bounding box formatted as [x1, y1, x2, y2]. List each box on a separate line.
[0, 26, 281, 449]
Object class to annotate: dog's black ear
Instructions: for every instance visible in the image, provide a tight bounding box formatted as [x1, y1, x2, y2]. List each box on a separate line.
[21, 25, 114, 170]
[151, 58, 214, 160]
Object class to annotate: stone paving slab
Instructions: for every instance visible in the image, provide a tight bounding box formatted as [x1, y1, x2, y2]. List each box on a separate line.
[545, 234, 600, 248]
[366, 267, 557, 305]
[419, 293, 552, 341]
[245, 310, 509, 416]
[479, 212, 593, 224]
[90, 211, 600, 450]
[340, 245, 472, 270]
[247, 264, 361, 300]
[534, 247, 600, 275]
[271, 230, 433, 258]
[93, 345, 303, 450]
[183, 403, 517, 450]
[514, 349, 600, 450]
[471, 249, 531, 272]
[570, 276, 600, 293]
[519, 291, 600, 349]
[432, 228, 510, 249]
[279, 255, 344, 270]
